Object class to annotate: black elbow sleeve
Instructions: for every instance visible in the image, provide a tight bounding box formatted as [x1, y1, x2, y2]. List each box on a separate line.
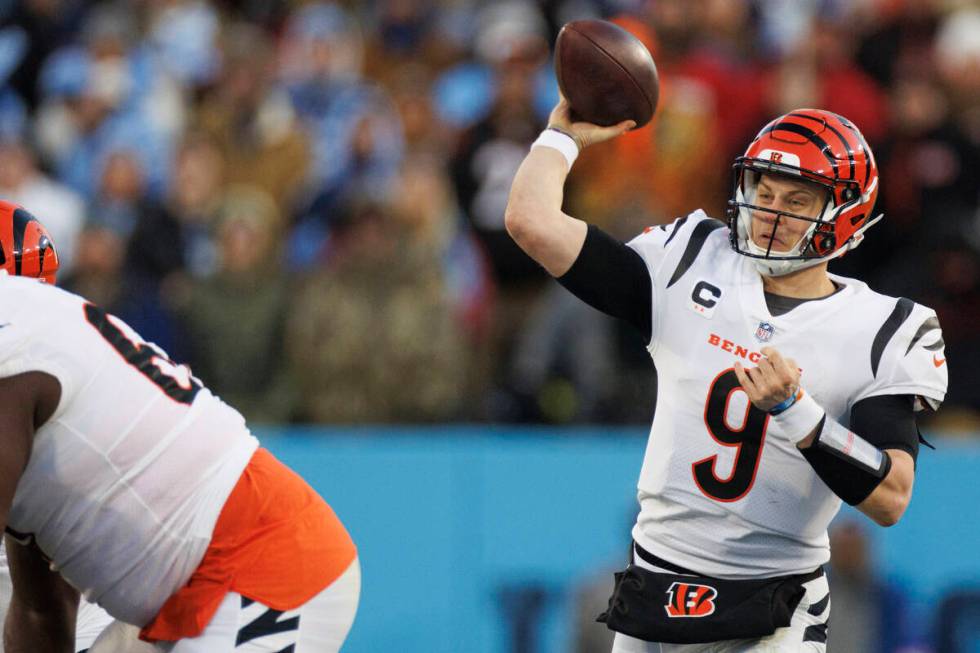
[557, 225, 652, 339]
[801, 429, 892, 505]
[800, 394, 918, 505]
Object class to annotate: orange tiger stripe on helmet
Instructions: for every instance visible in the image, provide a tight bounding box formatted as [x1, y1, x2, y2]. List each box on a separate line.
[744, 109, 878, 247]
[0, 200, 59, 284]
[727, 108, 880, 272]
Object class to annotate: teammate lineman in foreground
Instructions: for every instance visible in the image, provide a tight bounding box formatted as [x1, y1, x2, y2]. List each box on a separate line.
[506, 99, 947, 651]
[0, 207, 359, 651]
[0, 201, 120, 653]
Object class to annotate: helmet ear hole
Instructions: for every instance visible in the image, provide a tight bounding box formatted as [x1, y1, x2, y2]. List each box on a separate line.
[816, 232, 836, 254]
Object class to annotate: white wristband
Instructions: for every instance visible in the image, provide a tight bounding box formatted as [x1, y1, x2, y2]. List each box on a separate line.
[770, 389, 825, 444]
[531, 128, 579, 170]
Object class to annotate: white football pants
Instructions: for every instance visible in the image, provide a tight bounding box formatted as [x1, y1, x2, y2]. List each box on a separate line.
[88, 556, 360, 653]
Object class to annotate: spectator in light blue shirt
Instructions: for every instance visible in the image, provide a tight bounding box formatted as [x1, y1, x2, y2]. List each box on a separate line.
[34, 5, 177, 200]
[280, 2, 405, 269]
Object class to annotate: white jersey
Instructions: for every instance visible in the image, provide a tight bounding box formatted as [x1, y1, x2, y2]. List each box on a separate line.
[0, 276, 259, 626]
[626, 211, 947, 579]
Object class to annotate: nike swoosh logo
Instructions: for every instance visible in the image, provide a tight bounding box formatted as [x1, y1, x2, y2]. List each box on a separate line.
[933, 354, 946, 368]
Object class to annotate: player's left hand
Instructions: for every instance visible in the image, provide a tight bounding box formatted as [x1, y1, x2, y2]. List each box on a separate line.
[734, 347, 800, 412]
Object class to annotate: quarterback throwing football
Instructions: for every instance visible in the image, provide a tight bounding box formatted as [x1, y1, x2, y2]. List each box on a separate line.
[506, 100, 946, 651]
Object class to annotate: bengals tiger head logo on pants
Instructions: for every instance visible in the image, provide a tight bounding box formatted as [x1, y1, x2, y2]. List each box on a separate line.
[664, 581, 718, 618]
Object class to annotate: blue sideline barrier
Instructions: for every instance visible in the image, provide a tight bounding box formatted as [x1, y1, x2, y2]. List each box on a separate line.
[259, 427, 980, 653]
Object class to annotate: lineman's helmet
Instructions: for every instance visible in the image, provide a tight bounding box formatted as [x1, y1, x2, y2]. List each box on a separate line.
[0, 201, 59, 284]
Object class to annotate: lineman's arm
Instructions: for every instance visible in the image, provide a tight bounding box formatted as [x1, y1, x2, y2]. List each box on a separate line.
[504, 97, 634, 276]
[0, 371, 71, 651]
[0, 372, 41, 539]
[4, 535, 79, 653]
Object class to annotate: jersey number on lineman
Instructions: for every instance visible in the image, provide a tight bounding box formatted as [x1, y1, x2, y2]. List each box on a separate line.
[693, 369, 770, 502]
[84, 303, 201, 404]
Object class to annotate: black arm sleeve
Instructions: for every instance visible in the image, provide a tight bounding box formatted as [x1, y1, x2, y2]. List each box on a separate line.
[800, 394, 919, 506]
[850, 394, 920, 461]
[556, 224, 653, 340]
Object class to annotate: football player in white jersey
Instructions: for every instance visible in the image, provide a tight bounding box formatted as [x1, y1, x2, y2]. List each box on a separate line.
[0, 201, 360, 651]
[0, 201, 120, 653]
[505, 100, 947, 651]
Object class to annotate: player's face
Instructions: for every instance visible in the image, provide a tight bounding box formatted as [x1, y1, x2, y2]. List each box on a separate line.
[749, 175, 828, 253]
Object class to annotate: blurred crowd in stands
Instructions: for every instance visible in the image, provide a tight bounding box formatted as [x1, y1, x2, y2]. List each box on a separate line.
[1, 0, 977, 427]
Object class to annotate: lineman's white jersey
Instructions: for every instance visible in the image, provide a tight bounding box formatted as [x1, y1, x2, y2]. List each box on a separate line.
[626, 211, 947, 579]
[0, 276, 259, 626]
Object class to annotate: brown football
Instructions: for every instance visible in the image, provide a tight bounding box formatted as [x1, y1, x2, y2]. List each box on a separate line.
[554, 19, 659, 128]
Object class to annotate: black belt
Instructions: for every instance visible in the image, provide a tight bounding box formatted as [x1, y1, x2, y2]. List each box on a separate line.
[633, 540, 700, 574]
[632, 540, 824, 583]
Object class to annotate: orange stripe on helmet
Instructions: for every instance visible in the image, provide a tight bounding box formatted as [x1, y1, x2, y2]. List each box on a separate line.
[0, 200, 60, 284]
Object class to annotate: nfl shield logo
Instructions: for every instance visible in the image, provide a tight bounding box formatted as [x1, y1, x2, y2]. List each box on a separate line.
[755, 322, 775, 342]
